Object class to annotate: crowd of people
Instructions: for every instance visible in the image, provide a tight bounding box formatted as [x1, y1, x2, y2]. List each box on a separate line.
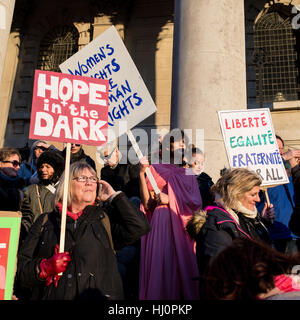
[2, 130, 300, 300]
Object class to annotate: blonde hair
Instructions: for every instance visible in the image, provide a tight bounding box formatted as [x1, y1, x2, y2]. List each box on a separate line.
[211, 168, 262, 209]
[53, 161, 97, 207]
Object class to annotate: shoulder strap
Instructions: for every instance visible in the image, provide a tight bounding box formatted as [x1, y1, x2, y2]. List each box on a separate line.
[101, 212, 115, 253]
[40, 213, 49, 233]
[35, 184, 43, 214]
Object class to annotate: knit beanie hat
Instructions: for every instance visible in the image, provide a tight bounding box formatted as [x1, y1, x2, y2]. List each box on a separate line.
[37, 150, 65, 184]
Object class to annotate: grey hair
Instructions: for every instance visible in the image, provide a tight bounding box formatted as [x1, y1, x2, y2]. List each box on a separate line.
[53, 161, 97, 207]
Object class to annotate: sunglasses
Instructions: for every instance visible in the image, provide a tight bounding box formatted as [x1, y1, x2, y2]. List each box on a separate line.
[35, 146, 47, 151]
[71, 143, 81, 147]
[1, 160, 21, 167]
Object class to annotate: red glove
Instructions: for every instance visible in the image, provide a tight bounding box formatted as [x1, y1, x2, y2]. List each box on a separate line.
[39, 245, 71, 287]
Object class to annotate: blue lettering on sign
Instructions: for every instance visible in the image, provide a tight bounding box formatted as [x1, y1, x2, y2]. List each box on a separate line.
[109, 78, 118, 91]
[65, 43, 145, 128]
[90, 58, 121, 79]
[232, 151, 282, 167]
[67, 44, 116, 76]
[110, 80, 132, 102]
[108, 92, 143, 126]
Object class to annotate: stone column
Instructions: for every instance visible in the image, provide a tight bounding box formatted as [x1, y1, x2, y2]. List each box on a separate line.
[0, 0, 16, 147]
[0, 0, 15, 82]
[171, 0, 247, 181]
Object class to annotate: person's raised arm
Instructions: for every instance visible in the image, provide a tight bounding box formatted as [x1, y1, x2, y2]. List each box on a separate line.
[139, 156, 152, 210]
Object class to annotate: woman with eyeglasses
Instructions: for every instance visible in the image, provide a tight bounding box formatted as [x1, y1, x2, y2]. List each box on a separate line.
[15, 161, 150, 300]
[0, 147, 25, 211]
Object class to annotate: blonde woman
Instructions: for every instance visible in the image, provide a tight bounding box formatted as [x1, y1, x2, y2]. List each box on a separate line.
[187, 168, 275, 279]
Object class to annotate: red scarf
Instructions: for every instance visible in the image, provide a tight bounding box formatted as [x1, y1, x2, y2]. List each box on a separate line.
[56, 202, 83, 221]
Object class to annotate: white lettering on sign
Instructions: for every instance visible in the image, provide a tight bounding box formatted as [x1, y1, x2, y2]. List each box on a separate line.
[37, 73, 107, 106]
[33, 112, 106, 141]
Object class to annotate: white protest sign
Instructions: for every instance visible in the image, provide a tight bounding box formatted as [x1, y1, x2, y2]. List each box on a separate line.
[59, 26, 157, 142]
[218, 108, 289, 187]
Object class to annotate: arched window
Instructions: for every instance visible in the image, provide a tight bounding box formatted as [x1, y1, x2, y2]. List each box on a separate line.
[254, 6, 300, 104]
[38, 25, 79, 72]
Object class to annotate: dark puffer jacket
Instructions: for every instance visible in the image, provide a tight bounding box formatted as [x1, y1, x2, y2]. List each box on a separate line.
[187, 205, 270, 277]
[16, 192, 151, 300]
[0, 171, 24, 211]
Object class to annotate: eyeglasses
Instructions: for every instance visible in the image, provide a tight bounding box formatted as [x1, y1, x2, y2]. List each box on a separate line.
[73, 175, 98, 183]
[35, 146, 47, 151]
[100, 147, 116, 162]
[1, 160, 20, 167]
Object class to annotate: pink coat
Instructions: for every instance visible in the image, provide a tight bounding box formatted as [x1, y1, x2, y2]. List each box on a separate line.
[139, 163, 202, 300]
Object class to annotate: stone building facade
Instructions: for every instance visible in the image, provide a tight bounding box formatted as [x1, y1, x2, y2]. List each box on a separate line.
[0, 0, 299, 180]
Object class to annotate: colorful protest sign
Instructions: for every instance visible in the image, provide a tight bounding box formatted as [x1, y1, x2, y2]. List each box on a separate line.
[29, 70, 109, 146]
[0, 212, 21, 300]
[218, 108, 289, 186]
[59, 26, 157, 142]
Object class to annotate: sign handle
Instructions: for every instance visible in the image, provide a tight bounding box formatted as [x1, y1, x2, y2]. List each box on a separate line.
[127, 129, 160, 195]
[263, 188, 270, 207]
[58, 142, 71, 275]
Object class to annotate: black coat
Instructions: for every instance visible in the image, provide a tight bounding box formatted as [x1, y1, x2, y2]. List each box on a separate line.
[100, 163, 140, 199]
[61, 147, 96, 171]
[194, 206, 270, 277]
[0, 172, 24, 211]
[16, 192, 150, 300]
[195, 172, 214, 209]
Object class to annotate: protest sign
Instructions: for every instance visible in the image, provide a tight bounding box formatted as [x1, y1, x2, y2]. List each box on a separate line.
[218, 108, 289, 187]
[0, 212, 21, 300]
[29, 70, 109, 146]
[59, 26, 157, 142]
[29, 70, 109, 254]
[60, 26, 160, 194]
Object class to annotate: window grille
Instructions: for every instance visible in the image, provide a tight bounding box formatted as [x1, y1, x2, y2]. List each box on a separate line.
[254, 11, 299, 103]
[38, 25, 78, 72]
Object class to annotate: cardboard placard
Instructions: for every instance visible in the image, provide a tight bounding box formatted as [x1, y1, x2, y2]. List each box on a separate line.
[0, 211, 21, 300]
[218, 108, 289, 187]
[59, 26, 157, 142]
[29, 70, 109, 146]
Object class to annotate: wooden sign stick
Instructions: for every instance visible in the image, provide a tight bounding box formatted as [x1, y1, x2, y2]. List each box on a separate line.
[263, 188, 270, 207]
[127, 129, 160, 195]
[59, 142, 71, 255]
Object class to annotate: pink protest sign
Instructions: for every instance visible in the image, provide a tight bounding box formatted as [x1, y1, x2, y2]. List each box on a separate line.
[29, 70, 109, 146]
